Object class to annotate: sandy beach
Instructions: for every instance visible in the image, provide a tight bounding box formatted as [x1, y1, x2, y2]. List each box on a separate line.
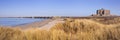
[14, 19, 52, 29]
[14, 19, 64, 30]
[39, 19, 64, 30]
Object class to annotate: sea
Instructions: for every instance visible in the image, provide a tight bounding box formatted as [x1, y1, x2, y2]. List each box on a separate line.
[0, 18, 45, 26]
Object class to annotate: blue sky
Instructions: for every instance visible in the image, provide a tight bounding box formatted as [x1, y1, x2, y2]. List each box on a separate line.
[0, 0, 120, 17]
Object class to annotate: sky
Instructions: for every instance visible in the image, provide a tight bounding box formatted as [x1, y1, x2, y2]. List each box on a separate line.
[0, 0, 120, 17]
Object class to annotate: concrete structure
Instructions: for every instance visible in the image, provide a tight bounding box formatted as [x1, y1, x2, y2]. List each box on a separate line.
[92, 8, 112, 16]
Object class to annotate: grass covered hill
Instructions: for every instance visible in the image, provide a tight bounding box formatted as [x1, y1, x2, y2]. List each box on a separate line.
[0, 18, 120, 40]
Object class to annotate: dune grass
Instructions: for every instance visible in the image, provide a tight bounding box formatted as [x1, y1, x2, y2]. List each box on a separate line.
[90, 17, 120, 25]
[0, 27, 25, 40]
[50, 19, 120, 40]
[0, 18, 120, 40]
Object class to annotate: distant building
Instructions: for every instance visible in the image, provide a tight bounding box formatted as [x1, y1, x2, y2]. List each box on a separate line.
[91, 8, 112, 16]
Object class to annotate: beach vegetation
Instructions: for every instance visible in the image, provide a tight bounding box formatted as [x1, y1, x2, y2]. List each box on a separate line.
[0, 18, 120, 40]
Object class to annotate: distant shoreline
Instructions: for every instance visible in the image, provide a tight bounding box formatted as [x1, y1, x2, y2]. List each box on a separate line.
[1, 16, 120, 29]
[1, 16, 120, 19]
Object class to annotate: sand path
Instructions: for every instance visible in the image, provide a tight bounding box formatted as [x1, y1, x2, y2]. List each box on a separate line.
[39, 19, 64, 30]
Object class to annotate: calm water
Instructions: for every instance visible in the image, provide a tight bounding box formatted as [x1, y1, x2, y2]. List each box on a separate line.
[0, 18, 45, 26]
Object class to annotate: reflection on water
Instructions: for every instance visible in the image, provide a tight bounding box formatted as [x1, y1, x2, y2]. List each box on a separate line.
[0, 18, 45, 26]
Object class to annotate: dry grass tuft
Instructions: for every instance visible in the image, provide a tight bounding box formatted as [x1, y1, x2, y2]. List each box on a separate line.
[0, 27, 25, 40]
[24, 29, 51, 40]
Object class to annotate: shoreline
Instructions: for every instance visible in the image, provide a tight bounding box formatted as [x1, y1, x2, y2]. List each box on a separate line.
[0, 18, 64, 30]
[14, 19, 53, 29]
